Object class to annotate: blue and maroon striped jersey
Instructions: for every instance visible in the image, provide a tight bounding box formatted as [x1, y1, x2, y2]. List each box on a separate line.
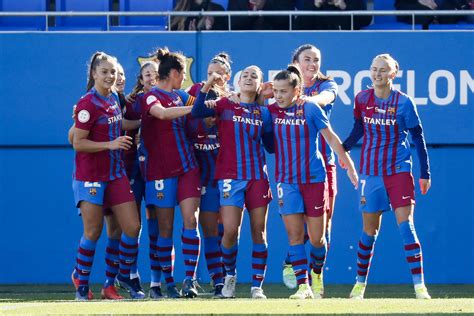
[74, 89, 125, 182]
[187, 83, 220, 187]
[355, 88, 421, 176]
[123, 92, 144, 176]
[139, 87, 197, 181]
[268, 101, 329, 184]
[186, 118, 219, 187]
[304, 78, 338, 166]
[214, 98, 272, 180]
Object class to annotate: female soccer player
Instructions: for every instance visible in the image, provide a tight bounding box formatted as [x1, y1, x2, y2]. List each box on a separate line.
[186, 52, 233, 298]
[268, 65, 358, 299]
[139, 47, 212, 298]
[282, 43, 340, 290]
[342, 54, 431, 300]
[123, 61, 167, 298]
[192, 65, 274, 299]
[72, 52, 144, 300]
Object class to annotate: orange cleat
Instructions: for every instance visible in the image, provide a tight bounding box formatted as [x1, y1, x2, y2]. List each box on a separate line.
[71, 270, 94, 300]
[101, 285, 124, 300]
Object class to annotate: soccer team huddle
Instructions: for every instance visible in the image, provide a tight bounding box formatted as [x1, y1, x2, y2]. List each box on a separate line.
[69, 43, 432, 301]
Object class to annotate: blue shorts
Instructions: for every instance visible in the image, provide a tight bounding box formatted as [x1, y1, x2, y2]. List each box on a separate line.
[359, 174, 391, 213]
[145, 169, 202, 208]
[73, 177, 135, 209]
[277, 182, 327, 217]
[218, 179, 272, 210]
[200, 185, 220, 213]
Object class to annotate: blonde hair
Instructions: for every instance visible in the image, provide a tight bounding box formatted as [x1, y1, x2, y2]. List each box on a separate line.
[372, 54, 399, 74]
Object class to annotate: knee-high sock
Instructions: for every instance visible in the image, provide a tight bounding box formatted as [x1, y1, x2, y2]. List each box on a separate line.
[75, 236, 97, 287]
[289, 244, 308, 285]
[399, 220, 425, 285]
[182, 228, 201, 280]
[252, 243, 268, 288]
[355, 232, 377, 284]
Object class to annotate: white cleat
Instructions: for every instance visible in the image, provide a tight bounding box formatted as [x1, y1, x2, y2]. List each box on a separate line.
[349, 282, 366, 300]
[415, 284, 431, 299]
[222, 274, 237, 298]
[289, 283, 314, 299]
[250, 287, 267, 299]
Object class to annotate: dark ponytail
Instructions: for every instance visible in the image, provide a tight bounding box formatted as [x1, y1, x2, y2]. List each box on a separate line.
[155, 47, 186, 80]
[291, 44, 332, 82]
[274, 64, 303, 92]
[86, 51, 116, 92]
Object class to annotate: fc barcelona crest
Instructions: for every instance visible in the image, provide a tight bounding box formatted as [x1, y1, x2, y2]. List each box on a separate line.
[89, 188, 97, 196]
[253, 109, 260, 116]
[360, 196, 366, 205]
[296, 109, 304, 117]
[157, 192, 164, 200]
[223, 192, 230, 199]
[278, 199, 284, 207]
[387, 107, 396, 115]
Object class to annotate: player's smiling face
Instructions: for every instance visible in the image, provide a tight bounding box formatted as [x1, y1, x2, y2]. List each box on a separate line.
[115, 64, 126, 93]
[273, 79, 298, 108]
[296, 48, 321, 81]
[93, 60, 117, 93]
[171, 68, 186, 90]
[140, 63, 158, 92]
[370, 58, 396, 88]
[238, 66, 262, 94]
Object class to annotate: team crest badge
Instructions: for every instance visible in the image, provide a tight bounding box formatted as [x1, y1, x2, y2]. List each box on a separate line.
[296, 109, 304, 117]
[311, 90, 319, 96]
[223, 192, 230, 199]
[253, 109, 260, 116]
[360, 196, 366, 205]
[89, 188, 97, 196]
[157, 192, 164, 200]
[278, 199, 284, 207]
[387, 107, 396, 115]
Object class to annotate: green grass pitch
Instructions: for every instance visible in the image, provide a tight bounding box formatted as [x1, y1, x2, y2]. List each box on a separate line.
[1, 284, 473, 315]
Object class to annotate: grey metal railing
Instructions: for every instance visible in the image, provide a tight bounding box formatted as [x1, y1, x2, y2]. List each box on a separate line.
[0, 10, 472, 31]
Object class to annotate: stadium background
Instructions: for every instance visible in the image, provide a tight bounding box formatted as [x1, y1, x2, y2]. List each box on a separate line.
[0, 31, 472, 286]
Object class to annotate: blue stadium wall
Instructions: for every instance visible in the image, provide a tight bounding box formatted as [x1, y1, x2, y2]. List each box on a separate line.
[0, 32, 472, 284]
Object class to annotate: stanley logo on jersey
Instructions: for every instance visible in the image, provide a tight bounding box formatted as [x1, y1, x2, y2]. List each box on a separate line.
[137, 55, 195, 90]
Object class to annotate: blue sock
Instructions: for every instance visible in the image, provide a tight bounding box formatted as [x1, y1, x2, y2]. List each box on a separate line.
[251, 243, 268, 288]
[399, 221, 424, 285]
[182, 228, 201, 280]
[356, 232, 376, 283]
[289, 244, 308, 285]
[157, 236, 175, 286]
[221, 243, 238, 276]
[75, 236, 97, 287]
[310, 244, 327, 275]
[104, 238, 119, 288]
[147, 218, 162, 285]
[119, 233, 138, 279]
[204, 236, 224, 285]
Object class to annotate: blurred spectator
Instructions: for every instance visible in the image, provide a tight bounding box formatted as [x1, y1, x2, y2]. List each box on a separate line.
[228, 0, 296, 30]
[395, 0, 437, 28]
[171, 0, 228, 31]
[294, 0, 372, 30]
[437, 0, 472, 24]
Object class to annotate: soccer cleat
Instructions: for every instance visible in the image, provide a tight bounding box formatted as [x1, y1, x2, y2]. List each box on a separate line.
[101, 285, 124, 300]
[71, 270, 93, 300]
[349, 282, 366, 300]
[75, 286, 90, 301]
[415, 284, 431, 299]
[222, 274, 237, 298]
[116, 274, 145, 299]
[282, 263, 297, 290]
[149, 286, 164, 299]
[289, 283, 314, 299]
[130, 276, 144, 294]
[166, 285, 182, 299]
[250, 287, 267, 299]
[310, 270, 324, 299]
[213, 284, 224, 299]
[182, 278, 199, 298]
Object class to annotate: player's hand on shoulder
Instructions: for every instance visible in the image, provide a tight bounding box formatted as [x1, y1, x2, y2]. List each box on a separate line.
[205, 100, 217, 109]
[109, 135, 133, 151]
[296, 95, 307, 106]
[419, 178, 431, 195]
[228, 92, 240, 104]
[260, 81, 274, 99]
[125, 93, 136, 104]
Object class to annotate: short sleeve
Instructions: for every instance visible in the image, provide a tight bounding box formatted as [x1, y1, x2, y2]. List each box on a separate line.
[306, 101, 329, 131]
[74, 98, 98, 131]
[142, 91, 161, 115]
[319, 79, 338, 103]
[404, 96, 422, 129]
